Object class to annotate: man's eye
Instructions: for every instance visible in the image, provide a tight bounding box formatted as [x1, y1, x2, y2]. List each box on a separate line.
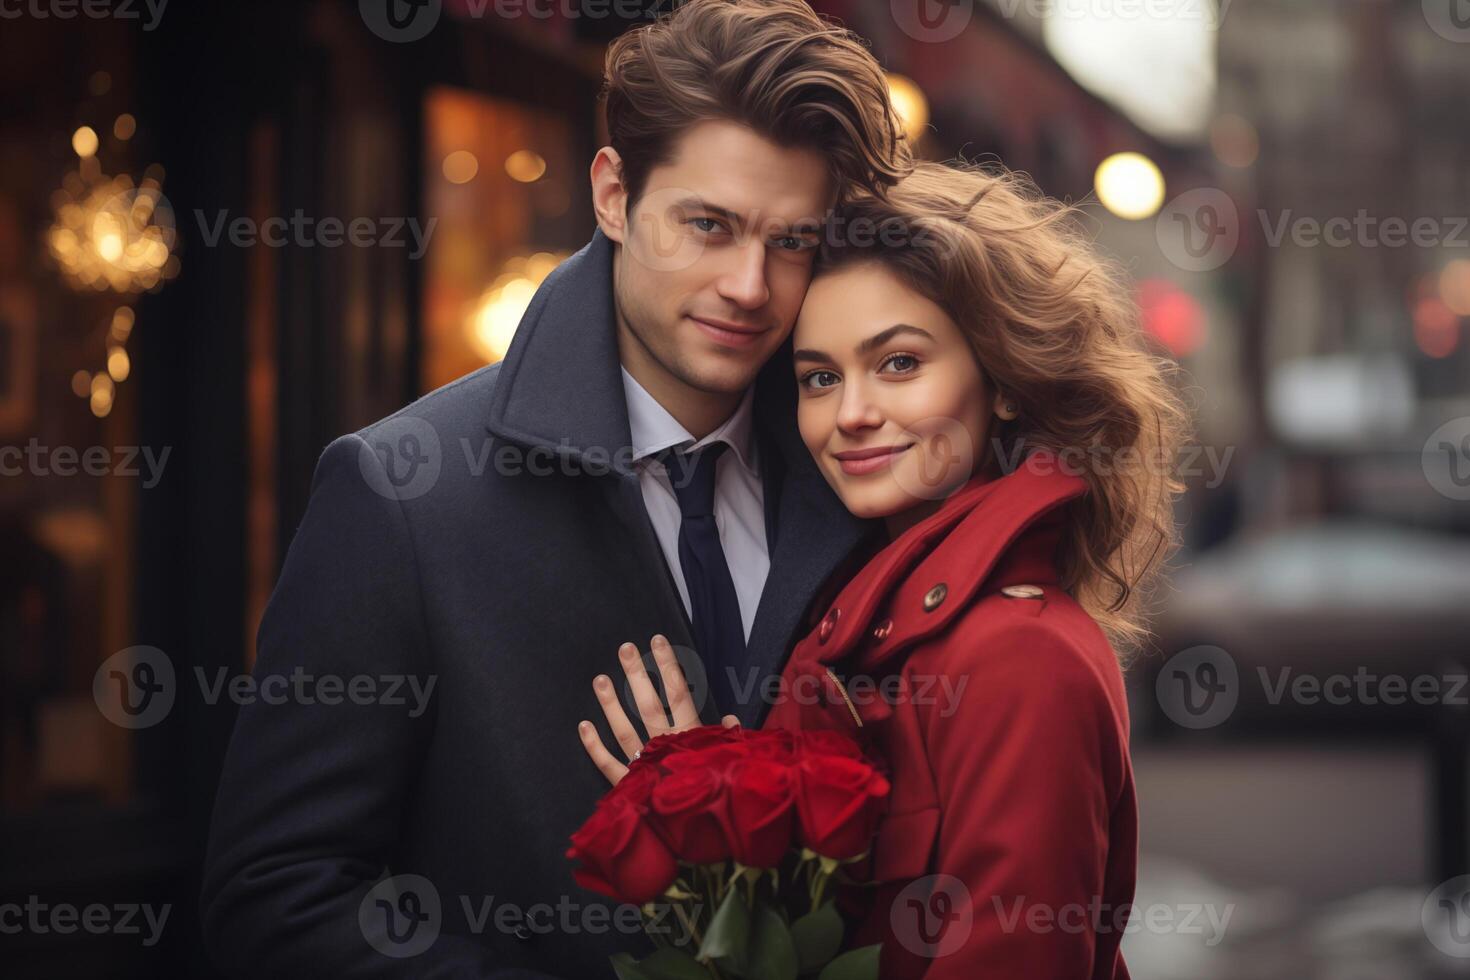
[690, 217, 722, 233]
[801, 370, 840, 390]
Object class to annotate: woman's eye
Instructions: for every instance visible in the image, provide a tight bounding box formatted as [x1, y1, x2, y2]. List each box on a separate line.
[880, 353, 920, 373]
[801, 370, 840, 390]
[774, 236, 811, 252]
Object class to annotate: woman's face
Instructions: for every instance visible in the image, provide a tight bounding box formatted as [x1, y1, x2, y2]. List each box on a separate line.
[793, 261, 1000, 520]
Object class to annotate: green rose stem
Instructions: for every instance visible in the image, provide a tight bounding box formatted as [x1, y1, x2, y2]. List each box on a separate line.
[696, 864, 730, 980]
[804, 853, 842, 915]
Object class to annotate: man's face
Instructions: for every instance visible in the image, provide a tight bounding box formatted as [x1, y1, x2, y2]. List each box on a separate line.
[608, 119, 834, 398]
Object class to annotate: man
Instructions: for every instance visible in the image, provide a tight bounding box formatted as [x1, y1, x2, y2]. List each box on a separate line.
[200, 1, 909, 975]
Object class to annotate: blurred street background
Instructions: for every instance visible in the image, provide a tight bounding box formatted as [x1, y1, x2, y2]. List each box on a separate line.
[1, 1, 1468, 976]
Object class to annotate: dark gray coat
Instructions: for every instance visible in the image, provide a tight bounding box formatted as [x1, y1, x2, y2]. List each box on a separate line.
[199, 228, 877, 977]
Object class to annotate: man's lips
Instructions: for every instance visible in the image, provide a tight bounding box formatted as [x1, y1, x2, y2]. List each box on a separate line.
[832, 444, 915, 475]
[689, 315, 768, 348]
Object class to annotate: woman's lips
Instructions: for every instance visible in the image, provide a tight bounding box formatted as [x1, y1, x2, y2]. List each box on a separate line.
[834, 444, 914, 476]
[689, 316, 766, 349]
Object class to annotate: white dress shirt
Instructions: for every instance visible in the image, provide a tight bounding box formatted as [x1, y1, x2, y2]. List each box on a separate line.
[620, 366, 769, 642]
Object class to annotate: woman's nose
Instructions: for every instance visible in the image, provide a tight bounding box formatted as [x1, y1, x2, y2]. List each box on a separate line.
[835, 379, 884, 433]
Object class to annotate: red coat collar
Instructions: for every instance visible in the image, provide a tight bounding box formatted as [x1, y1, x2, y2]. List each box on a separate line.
[805, 450, 1088, 670]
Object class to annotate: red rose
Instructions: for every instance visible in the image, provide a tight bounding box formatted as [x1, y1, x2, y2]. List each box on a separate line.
[794, 755, 890, 860]
[566, 795, 678, 905]
[736, 726, 797, 763]
[606, 764, 659, 808]
[662, 742, 749, 772]
[726, 757, 795, 868]
[633, 724, 742, 772]
[797, 728, 866, 761]
[650, 764, 733, 864]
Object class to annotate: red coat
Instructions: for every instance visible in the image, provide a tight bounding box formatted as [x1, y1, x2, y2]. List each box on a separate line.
[763, 453, 1136, 980]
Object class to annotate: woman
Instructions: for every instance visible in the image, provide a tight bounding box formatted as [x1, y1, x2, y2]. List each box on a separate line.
[577, 160, 1188, 978]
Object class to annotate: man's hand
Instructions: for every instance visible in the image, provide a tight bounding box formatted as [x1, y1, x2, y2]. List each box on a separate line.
[577, 634, 738, 785]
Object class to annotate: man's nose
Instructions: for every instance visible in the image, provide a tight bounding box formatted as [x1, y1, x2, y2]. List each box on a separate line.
[716, 240, 771, 311]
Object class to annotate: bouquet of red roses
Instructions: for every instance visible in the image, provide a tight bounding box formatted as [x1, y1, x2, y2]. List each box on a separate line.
[566, 724, 889, 980]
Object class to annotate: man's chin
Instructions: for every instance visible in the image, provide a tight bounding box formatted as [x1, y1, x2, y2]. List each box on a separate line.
[678, 357, 766, 396]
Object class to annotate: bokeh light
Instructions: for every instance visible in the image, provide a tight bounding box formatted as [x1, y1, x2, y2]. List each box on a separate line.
[465, 252, 567, 363]
[71, 126, 99, 158]
[886, 73, 929, 142]
[1095, 152, 1166, 220]
[46, 170, 178, 293]
[1210, 113, 1259, 169]
[442, 149, 479, 184]
[1439, 259, 1470, 316]
[1138, 278, 1207, 357]
[504, 150, 546, 183]
[1413, 296, 1460, 359]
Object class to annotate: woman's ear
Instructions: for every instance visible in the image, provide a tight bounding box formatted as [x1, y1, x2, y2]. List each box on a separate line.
[590, 147, 628, 244]
[994, 392, 1018, 420]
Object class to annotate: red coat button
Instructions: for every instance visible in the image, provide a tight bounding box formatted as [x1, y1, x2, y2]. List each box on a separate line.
[818, 607, 840, 643]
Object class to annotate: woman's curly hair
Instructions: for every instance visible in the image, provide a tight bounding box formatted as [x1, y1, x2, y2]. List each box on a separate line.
[818, 160, 1193, 656]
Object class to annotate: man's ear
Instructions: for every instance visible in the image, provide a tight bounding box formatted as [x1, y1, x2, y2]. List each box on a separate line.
[590, 147, 628, 243]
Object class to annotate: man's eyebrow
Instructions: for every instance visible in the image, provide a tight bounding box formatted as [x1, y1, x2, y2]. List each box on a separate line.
[793, 323, 936, 364]
[669, 197, 744, 226]
[668, 196, 822, 237]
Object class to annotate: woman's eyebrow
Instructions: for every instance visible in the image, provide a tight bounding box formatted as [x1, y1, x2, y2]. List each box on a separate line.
[793, 323, 935, 365]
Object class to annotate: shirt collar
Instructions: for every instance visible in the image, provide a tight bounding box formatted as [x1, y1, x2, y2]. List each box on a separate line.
[620, 365, 758, 474]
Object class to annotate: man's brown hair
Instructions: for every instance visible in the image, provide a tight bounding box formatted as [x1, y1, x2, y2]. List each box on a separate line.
[601, 0, 911, 213]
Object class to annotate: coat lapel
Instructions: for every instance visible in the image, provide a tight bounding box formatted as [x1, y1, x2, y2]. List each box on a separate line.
[485, 227, 879, 727]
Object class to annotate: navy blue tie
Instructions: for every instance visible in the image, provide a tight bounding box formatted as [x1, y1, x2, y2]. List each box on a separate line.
[659, 443, 746, 717]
